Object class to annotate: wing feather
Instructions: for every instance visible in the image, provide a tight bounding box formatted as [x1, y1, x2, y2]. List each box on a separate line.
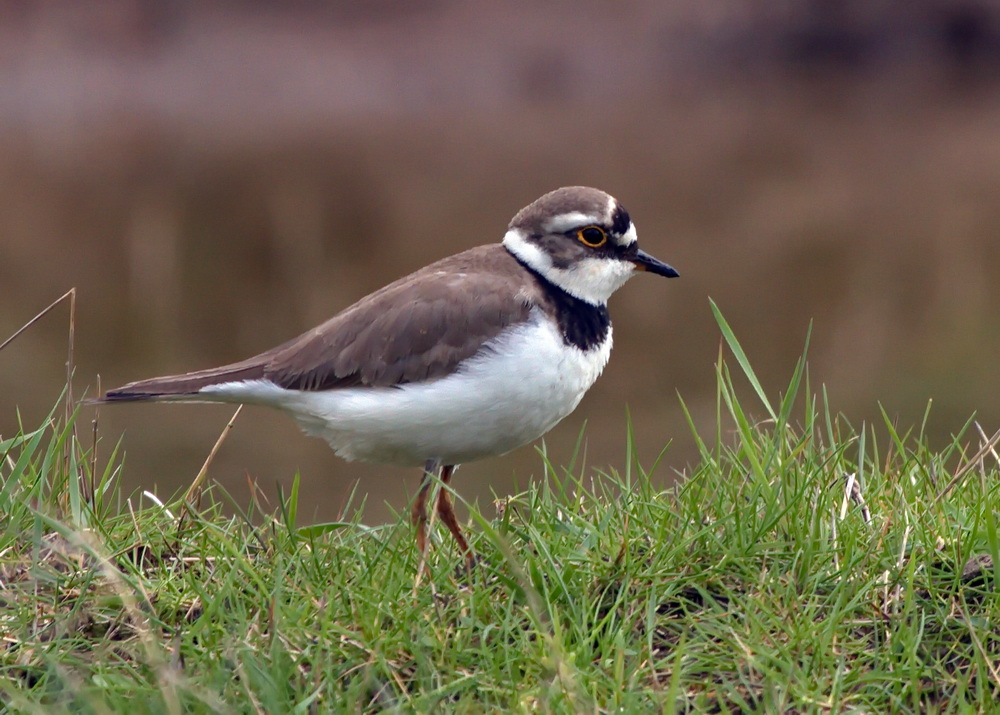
[266, 252, 532, 390]
[99, 245, 535, 401]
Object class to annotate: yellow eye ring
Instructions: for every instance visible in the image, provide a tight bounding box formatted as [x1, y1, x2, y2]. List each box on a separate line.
[576, 226, 607, 248]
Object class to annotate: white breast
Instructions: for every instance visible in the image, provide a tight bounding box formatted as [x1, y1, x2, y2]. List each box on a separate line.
[200, 309, 613, 467]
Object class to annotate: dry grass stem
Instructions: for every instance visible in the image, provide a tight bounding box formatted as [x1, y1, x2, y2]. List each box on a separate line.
[176, 405, 243, 528]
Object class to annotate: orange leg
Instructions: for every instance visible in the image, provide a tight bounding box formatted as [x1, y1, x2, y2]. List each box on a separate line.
[436, 464, 475, 569]
[411, 459, 439, 558]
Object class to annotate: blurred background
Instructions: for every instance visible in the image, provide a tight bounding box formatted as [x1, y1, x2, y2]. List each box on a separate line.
[2, 1, 1000, 524]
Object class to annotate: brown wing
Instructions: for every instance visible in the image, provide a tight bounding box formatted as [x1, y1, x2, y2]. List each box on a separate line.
[265, 246, 533, 389]
[100, 245, 534, 400]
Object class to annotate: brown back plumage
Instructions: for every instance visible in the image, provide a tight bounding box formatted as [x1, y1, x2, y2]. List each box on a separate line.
[100, 245, 538, 402]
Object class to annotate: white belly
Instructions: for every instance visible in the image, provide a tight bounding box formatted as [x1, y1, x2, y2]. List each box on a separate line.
[200, 310, 613, 466]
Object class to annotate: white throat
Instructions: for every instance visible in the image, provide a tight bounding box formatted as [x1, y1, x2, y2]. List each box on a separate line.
[502, 228, 638, 305]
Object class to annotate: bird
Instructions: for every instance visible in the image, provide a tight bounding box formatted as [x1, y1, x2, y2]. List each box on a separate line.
[95, 186, 679, 569]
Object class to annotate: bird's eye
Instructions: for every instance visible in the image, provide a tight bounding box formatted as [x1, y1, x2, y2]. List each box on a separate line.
[576, 226, 607, 248]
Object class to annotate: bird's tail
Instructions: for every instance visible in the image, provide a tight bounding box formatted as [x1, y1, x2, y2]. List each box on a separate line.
[94, 358, 268, 403]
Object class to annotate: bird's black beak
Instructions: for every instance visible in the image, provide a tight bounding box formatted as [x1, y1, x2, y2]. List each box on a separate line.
[631, 249, 679, 278]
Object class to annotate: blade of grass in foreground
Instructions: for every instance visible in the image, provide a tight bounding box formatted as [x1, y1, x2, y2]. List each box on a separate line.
[709, 297, 776, 422]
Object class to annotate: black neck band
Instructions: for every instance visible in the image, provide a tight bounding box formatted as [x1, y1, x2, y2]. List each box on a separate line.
[511, 255, 611, 351]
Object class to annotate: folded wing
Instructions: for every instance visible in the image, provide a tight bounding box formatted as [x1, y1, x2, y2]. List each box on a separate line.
[99, 246, 533, 401]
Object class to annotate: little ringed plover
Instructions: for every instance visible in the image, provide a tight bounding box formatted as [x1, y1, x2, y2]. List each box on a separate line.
[96, 186, 679, 568]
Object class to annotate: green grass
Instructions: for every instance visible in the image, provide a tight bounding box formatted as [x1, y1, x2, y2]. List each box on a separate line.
[2, 312, 1000, 713]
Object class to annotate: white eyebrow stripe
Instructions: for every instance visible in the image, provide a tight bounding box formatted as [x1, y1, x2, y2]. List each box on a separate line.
[619, 222, 638, 246]
[543, 212, 601, 234]
[606, 195, 618, 220]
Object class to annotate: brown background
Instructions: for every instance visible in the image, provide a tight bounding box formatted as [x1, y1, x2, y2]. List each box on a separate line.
[2, 1, 1000, 524]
